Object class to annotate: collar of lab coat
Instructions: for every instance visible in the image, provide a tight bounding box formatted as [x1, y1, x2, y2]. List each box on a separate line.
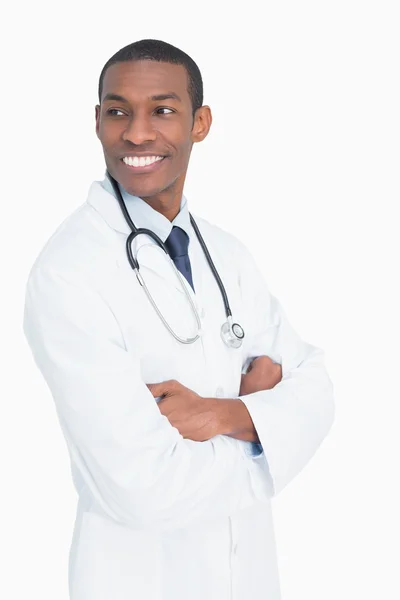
[87, 171, 192, 242]
[86, 172, 200, 300]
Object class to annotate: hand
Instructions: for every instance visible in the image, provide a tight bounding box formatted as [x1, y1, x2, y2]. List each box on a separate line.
[239, 355, 282, 396]
[147, 380, 221, 442]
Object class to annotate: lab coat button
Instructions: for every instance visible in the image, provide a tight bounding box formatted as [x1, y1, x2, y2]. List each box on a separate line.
[233, 543, 238, 555]
[199, 307, 206, 318]
[216, 387, 224, 397]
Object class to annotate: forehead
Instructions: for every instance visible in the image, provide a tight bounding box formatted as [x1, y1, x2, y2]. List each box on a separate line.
[101, 60, 190, 103]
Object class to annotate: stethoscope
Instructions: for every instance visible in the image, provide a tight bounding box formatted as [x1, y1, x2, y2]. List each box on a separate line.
[106, 171, 245, 348]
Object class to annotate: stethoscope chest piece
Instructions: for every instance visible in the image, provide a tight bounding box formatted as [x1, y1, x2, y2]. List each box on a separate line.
[220, 317, 245, 349]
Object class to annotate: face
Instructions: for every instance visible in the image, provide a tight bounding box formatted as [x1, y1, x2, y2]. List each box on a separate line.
[95, 60, 212, 208]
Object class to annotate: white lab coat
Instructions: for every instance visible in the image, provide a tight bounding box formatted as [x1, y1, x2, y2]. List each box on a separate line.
[23, 179, 335, 600]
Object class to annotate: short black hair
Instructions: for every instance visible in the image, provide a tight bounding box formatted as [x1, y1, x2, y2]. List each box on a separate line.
[98, 39, 203, 116]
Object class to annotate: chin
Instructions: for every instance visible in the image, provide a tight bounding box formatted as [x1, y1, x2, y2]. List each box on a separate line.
[122, 171, 179, 199]
[123, 180, 167, 199]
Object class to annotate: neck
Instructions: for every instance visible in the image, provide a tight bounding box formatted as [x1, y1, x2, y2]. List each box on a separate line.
[140, 177, 185, 222]
[141, 189, 182, 222]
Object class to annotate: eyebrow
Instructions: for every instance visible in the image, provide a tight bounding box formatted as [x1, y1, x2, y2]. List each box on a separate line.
[102, 92, 182, 103]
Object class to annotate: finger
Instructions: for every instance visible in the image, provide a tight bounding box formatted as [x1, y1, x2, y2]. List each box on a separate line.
[253, 355, 272, 365]
[147, 380, 177, 397]
[147, 383, 166, 397]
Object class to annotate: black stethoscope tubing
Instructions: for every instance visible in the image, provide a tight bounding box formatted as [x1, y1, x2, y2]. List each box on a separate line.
[107, 171, 233, 319]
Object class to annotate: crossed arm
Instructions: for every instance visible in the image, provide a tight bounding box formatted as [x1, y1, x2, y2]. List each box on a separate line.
[24, 227, 334, 533]
[147, 355, 283, 443]
[24, 255, 334, 527]
[148, 240, 335, 488]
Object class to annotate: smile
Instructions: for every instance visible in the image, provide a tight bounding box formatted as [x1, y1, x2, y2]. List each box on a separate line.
[120, 156, 167, 175]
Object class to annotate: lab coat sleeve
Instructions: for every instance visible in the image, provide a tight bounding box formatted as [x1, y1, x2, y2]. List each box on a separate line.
[23, 266, 272, 532]
[236, 243, 335, 497]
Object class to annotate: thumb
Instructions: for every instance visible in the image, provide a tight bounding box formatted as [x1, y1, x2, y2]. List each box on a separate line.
[147, 379, 179, 397]
[146, 382, 165, 397]
[147, 381, 175, 398]
[146, 383, 162, 398]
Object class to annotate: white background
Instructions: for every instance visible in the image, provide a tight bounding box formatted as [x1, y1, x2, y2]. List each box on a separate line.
[1, 1, 399, 598]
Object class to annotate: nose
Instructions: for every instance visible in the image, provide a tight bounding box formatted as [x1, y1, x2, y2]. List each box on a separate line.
[122, 113, 157, 145]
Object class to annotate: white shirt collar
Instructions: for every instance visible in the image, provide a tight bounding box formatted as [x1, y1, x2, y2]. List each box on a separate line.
[100, 171, 192, 243]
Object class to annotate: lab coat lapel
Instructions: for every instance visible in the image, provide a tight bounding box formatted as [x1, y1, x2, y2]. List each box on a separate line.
[86, 181, 200, 300]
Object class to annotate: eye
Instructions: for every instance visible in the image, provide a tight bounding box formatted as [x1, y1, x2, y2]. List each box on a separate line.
[155, 107, 175, 115]
[107, 109, 126, 116]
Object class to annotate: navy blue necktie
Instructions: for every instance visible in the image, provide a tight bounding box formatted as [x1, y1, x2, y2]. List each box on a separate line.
[164, 226, 195, 292]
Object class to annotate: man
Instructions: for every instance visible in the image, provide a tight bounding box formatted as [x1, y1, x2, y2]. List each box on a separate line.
[23, 39, 334, 600]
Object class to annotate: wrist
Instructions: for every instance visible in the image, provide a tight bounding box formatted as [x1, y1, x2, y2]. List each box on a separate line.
[214, 398, 247, 437]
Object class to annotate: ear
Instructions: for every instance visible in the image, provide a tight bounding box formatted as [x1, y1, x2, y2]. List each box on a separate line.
[95, 105, 100, 138]
[190, 105, 212, 143]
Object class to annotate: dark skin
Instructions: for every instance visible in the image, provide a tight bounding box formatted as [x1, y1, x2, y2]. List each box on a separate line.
[95, 60, 211, 221]
[96, 60, 282, 443]
[148, 357, 282, 442]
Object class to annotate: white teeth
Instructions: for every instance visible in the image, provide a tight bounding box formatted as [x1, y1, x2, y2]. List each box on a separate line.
[122, 155, 164, 167]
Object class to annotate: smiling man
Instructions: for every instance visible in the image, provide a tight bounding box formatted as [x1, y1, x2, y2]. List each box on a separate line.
[23, 39, 334, 600]
[96, 58, 208, 221]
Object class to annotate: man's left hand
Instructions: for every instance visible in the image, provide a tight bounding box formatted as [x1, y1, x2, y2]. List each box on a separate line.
[147, 380, 222, 442]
